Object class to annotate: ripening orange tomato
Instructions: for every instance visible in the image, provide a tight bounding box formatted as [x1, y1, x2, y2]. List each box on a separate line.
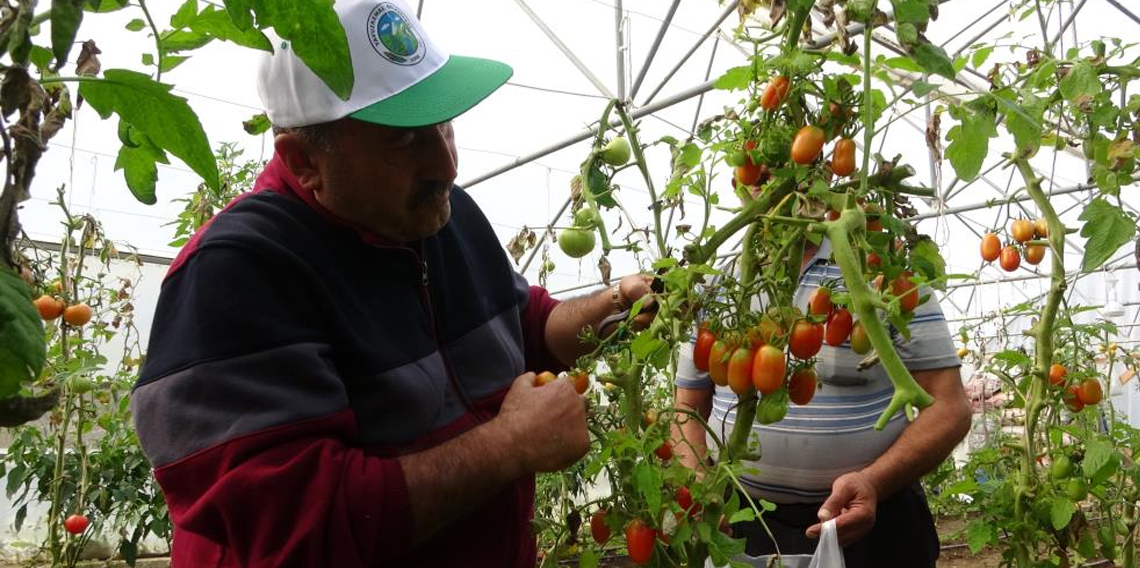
[33, 295, 65, 320]
[1034, 218, 1049, 238]
[830, 138, 857, 176]
[727, 346, 755, 396]
[980, 233, 1001, 262]
[708, 340, 731, 386]
[1077, 379, 1103, 405]
[1048, 363, 1067, 387]
[63, 303, 92, 326]
[760, 76, 790, 111]
[890, 272, 919, 313]
[791, 126, 826, 165]
[999, 245, 1021, 272]
[752, 345, 786, 395]
[1010, 219, 1035, 243]
[1023, 244, 1046, 265]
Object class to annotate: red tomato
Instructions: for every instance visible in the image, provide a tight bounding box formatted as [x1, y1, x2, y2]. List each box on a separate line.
[675, 486, 700, 517]
[788, 321, 824, 360]
[980, 233, 1001, 262]
[693, 329, 716, 372]
[591, 509, 611, 544]
[830, 138, 857, 176]
[999, 245, 1021, 272]
[760, 76, 790, 111]
[1049, 364, 1067, 387]
[727, 346, 755, 396]
[891, 272, 919, 313]
[33, 295, 65, 320]
[825, 308, 853, 346]
[849, 321, 871, 355]
[626, 519, 656, 565]
[654, 442, 673, 461]
[1077, 379, 1103, 405]
[708, 340, 731, 386]
[808, 288, 833, 316]
[64, 514, 89, 535]
[735, 140, 763, 186]
[866, 251, 882, 269]
[569, 372, 590, 395]
[751, 345, 786, 395]
[825, 209, 841, 221]
[1010, 219, 1035, 243]
[1023, 244, 1046, 265]
[788, 368, 818, 405]
[866, 218, 883, 232]
[1064, 385, 1085, 412]
[748, 318, 784, 349]
[791, 125, 826, 165]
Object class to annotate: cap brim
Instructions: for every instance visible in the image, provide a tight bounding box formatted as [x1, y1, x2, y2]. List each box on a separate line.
[349, 55, 512, 128]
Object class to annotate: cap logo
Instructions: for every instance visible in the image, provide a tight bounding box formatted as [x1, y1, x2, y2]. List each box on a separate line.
[367, 2, 425, 66]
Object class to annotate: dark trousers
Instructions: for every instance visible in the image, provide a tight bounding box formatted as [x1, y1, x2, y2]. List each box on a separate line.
[731, 483, 940, 568]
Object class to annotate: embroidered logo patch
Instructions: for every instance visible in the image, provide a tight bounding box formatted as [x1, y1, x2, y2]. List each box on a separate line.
[367, 2, 424, 66]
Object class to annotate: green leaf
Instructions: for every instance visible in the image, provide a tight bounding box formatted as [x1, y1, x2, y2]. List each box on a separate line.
[971, 45, 994, 69]
[125, 18, 146, 31]
[171, 0, 198, 29]
[160, 55, 190, 73]
[1078, 198, 1136, 272]
[190, 6, 272, 51]
[79, 69, 219, 194]
[1059, 61, 1102, 105]
[0, 268, 46, 398]
[714, 65, 753, 91]
[911, 80, 937, 97]
[51, 0, 85, 68]
[632, 461, 663, 513]
[1051, 497, 1076, 530]
[909, 238, 946, 290]
[1000, 91, 1044, 156]
[728, 508, 756, 524]
[1083, 438, 1116, 478]
[28, 46, 54, 70]
[243, 112, 271, 135]
[890, 0, 929, 24]
[141, 52, 154, 66]
[945, 104, 997, 181]
[114, 130, 170, 204]
[253, 0, 353, 99]
[965, 520, 995, 553]
[84, 0, 129, 12]
[577, 547, 599, 568]
[160, 29, 213, 52]
[913, 42, 956, 80]
[224, 0, 254, 31]
[883, 56, 923, 72]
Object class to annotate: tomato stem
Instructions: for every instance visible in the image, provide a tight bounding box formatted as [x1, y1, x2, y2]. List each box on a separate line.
[614, 104, 667, 258]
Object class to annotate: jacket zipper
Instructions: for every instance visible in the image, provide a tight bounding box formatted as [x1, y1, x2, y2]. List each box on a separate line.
[413, 245, 487, 420]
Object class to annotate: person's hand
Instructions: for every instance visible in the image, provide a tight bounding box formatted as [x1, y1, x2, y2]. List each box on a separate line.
[618, 274, 657, 330]
[497, 372, 589, 473]
[805, 470, 878, 546]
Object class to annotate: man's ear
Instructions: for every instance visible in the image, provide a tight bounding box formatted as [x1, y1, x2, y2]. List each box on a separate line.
[274, 133, 324, 192]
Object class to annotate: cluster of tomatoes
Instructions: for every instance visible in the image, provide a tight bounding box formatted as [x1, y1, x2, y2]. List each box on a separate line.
[535, 369, 590, 395]
[980, 218, 1049, 272]
[730, 76, 858, 194]
[590, 485, 708, 565]
[1048, 363, 1103, 413]
[32, 294, 92, 326]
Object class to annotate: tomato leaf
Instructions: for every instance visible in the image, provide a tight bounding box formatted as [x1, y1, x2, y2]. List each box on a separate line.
[243, 112, 271, 135]
[913, 43, 956, 80]
[1078, 198, 1136, 272]
[125, 18, 146, 31]
[1083, 438, 1117, 480]
[0, 268, 46, 398]
[223, 0, 254, 31]
[171, 0, 198, 28]
[1059, 60, 1102, 105]
[577, 548, 599, 568]
[632, 461, 663, 513]
[945, 103, 997, 181]
[114, 130, 170, 205]
[909, 237, 946, 290]
[911, 80, 937, 98]
[714, 65, 753, 91]
[998, 91, 1044, 157]
[971, 45, 994, 69]
[966, 520, 996, 553]
[252, 0, 353, 99]
[80, 70, 219, 195]
[51, 0, 85, 69]
[1050, 497, 1076, 531]
[191, 6, 272, 51]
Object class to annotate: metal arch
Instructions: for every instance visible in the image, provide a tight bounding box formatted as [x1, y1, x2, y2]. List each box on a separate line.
[641, 0, 740, 107]
[630, 0, 683, 101]
[615, 0, 627, 102]
[512, 0, 615, 99]
[1104, 0, 1140, 27]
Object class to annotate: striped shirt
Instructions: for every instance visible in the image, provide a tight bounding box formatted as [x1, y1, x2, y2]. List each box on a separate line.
[675, 240, 960, 503]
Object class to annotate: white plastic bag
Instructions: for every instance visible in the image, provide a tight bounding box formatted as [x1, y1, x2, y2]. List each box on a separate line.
[708, 519, 845, 568]
[807, 519, 845, 568]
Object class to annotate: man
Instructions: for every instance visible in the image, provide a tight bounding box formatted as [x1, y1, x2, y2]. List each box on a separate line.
[673, 238, 971, 567]
[131, 1, 652, 566]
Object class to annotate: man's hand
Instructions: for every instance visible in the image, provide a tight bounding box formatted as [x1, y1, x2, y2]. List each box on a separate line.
[617, 274, 657, 331]
[497, 372, 590, 473]
[806, 471, 878, 546]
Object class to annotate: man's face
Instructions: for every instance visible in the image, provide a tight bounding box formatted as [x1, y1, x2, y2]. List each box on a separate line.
[311, 118, 458, 243]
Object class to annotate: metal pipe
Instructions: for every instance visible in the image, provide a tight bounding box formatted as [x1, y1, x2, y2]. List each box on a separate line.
[1047, 0, 1091, 50]
[629, 0, 682, 101]
[615, 0, 627, 102]
[512, 0, 615, 99]
[1104, 0, 1140, 27]
[641, 0, 739, 106]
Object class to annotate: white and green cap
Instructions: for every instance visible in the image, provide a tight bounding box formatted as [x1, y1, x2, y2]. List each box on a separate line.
[257, 0, 513, 128]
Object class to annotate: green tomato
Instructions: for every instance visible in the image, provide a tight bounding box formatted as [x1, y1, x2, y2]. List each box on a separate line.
[1065, 478, 1088, 502]
[598, 137, 631, 166]
[755, 389, 789, 425]
[573, 207, 601, 228]
[558, 228, 596, 259]
[1049, 455, 1072, 480]
[69, 376, 96, 394]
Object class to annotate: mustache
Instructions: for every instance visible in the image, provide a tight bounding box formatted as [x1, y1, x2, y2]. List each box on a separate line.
[410, 181, 451, 207]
